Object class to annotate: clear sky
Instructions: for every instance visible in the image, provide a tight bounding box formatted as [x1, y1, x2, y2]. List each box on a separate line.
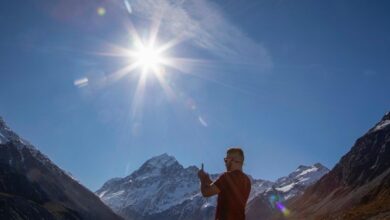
[0, 0, 389, 191]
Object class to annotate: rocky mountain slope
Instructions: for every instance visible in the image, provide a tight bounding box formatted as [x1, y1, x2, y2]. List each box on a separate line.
[0, 117, 122, 220]
[286, 112, 390, 220]
[97, 154, 328, 220]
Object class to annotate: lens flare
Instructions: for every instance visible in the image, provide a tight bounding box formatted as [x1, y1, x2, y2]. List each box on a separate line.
[97, 7, 106, 16]
[123, 0, 132, 14]
[74, 77, 89, 88]
[276, 201, 291, 217]
[268, 193, 291, 217]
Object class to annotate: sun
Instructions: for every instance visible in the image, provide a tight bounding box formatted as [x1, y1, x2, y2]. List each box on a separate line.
[131, 41, 167, 75]
[135, 45, 162, 71]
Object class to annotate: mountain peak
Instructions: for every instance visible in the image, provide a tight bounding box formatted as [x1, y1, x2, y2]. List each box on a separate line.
[289, 163, 329, 178]
[0, 116, 5, 126]
[295, 163, 328, 172]
[297, 164, 309, 169]
[0, 116, 33, 148]
[142, 153, 178, 169]
[0, 116, 17, 144]
[381, 111, 390, 121]
[313, 163, 327, 169]
[371, 111, 390, 132]
[0, 116, 9, 131]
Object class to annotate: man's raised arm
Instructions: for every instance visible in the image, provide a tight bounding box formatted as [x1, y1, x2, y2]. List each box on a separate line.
[198, 169, 220, 197]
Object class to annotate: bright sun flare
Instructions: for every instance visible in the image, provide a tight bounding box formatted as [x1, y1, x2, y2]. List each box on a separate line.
[92, 23, 210, 127]
[136, 47, 161, 68]
[132, 42, 166, 75]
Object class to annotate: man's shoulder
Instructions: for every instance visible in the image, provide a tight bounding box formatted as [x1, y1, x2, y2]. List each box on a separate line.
[229, 170, 248, 176]
[218, 170, 251, 180]
[227, 170, 251, 180]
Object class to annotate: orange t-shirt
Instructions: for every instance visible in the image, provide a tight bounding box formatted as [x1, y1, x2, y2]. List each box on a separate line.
[213, 170, 251, 220]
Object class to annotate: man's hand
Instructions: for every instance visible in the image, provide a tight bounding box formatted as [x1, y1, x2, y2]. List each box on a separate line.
[198, 169, 220, 197]
[197, 169, 211, 184]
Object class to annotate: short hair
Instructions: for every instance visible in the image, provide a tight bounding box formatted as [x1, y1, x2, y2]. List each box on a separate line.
[227, 147, 244, 161]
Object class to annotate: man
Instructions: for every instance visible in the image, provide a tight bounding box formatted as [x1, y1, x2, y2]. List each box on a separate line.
[198, 148, 251, 220]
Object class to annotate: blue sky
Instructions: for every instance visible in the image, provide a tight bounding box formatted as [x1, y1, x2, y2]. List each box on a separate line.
[0, 0, 389, 190]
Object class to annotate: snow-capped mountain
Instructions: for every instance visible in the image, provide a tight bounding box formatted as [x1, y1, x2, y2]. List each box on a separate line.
[0, 117, 122, 220]
[96, 154, 211, 220]
[97, 153, 328, 220]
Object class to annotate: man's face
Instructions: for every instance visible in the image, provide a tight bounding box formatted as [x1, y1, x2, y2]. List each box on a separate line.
[224, 153, 242, 171]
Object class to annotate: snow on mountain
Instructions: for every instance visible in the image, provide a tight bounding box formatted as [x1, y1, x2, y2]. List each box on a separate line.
[0, 117, 73, 173]
[0, 131, 5, 144]
[274, 163, 329, 200]
[248, 178, 274, 201]
[371, 112, 390, 132]
[0, 117, 10, 142]
[97, 154, 329, 220]
[0, 117, 33, 148]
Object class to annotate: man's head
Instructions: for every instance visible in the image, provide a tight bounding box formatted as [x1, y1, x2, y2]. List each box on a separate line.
[224, 147, 244, 171]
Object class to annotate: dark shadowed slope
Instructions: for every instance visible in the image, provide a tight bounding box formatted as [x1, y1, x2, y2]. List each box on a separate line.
[286, 112, 390, 220]
[0, 117, 123, 220]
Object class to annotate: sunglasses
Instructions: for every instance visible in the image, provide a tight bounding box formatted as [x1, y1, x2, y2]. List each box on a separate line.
[224, 157, 242, 163]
